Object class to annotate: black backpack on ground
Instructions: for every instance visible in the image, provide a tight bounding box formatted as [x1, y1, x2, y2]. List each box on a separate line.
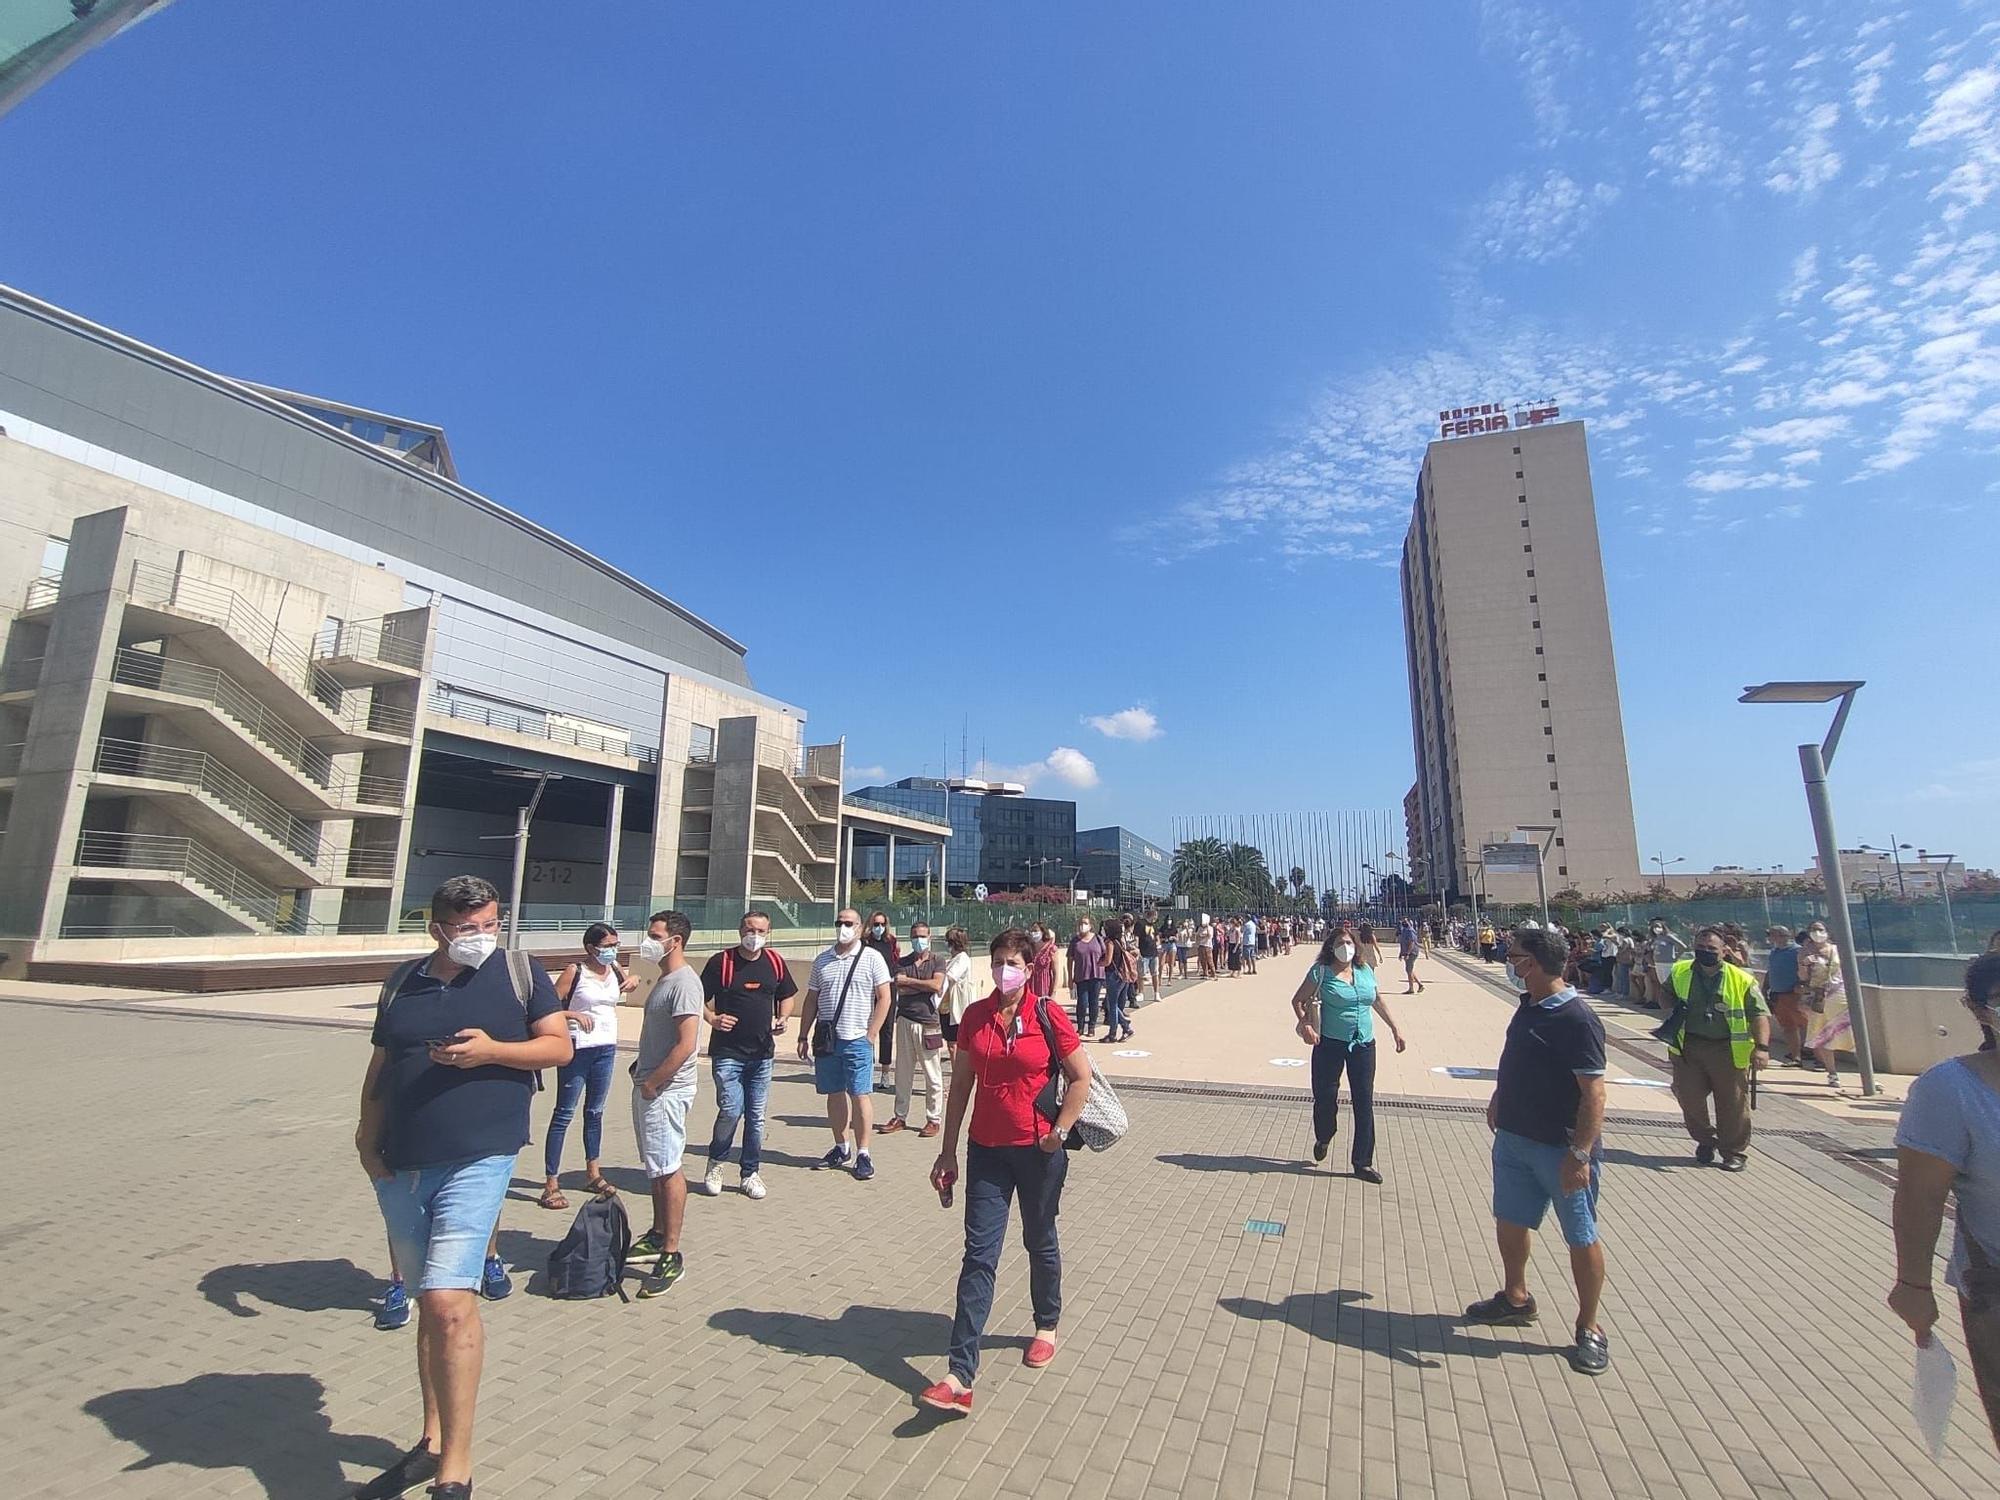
[546, 1195, 632, 1302]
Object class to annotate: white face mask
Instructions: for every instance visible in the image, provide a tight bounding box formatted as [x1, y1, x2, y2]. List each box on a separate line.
[638, 936, 666, 963]
[741, 931, 767, 954]
[447, 931, 497, 968]
[1333, 943, 1355, 964]
[836, 921, 858, 944]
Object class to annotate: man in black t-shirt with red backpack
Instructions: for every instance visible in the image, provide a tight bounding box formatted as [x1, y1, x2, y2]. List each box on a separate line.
[696, 910, 798, 1200]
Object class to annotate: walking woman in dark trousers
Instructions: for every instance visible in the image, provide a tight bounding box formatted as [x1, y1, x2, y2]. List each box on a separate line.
[1292, 931, 1407, 1184]
[922, 926, 1093, 1414]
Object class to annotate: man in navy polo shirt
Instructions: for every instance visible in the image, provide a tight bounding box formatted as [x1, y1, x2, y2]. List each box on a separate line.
[352, 875, 571, 1500]
[1464, 925, 1612, 1376]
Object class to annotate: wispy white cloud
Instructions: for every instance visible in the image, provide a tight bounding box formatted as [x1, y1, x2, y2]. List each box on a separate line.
[1475, 171, 1620, 264]
[1766, 101, 1843, 194]
[1083, 706, 1163, 742]
[1478, 0, 1586, 146]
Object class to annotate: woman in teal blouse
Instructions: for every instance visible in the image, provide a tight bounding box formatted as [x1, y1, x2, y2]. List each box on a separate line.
[1290, 928, 1407, 1183]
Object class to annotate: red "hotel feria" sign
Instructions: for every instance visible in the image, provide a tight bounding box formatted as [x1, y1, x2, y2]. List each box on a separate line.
[1437, 402, 1561, 439]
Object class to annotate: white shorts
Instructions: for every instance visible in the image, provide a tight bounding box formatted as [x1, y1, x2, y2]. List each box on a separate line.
[1654, 963, 1673, 985]
[632, 1080, 696, 1178]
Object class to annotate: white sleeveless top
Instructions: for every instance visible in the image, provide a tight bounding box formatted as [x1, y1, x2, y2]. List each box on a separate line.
[566, 962, 622, 1049]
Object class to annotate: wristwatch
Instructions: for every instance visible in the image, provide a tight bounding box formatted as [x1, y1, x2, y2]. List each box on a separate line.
[1567, 1146, 1592, 1165]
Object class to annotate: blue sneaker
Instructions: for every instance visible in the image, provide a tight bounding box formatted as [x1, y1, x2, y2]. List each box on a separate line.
[853, 1151, 875, 1182]
[374, 1279, 410, 1331]
[480, 1254, 513, 1301]
[815, 1144, 852, 1171]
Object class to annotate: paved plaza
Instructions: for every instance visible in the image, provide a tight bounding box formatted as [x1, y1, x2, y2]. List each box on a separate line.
[3, 950, 1996, 1499]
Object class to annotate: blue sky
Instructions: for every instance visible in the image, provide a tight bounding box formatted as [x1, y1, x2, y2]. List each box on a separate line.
[4, 2, 1998, 875]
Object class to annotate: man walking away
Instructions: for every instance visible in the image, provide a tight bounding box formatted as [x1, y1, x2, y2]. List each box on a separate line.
[1663, 926, 1771, 1172]
[631, 910, 702, 1296]
[352, 876, 571, 1500]
[799, 908, 894, 1180]
[698, 910, 796, 1200]
[1465, 927, 1611, 1376]
[1762, 925, 1807, 1067]
[883, 920, 946, 1137]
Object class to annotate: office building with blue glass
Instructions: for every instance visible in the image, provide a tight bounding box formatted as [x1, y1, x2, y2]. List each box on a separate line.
[848, 777, 1076, 893]
[1076, 826, 1171, 904]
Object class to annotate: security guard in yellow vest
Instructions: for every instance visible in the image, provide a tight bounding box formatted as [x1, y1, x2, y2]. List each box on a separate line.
[1665, 927, 1771, 1171]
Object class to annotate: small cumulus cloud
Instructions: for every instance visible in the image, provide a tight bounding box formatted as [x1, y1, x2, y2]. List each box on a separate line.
[843, 764, 889, 785]
[1084, 706, 1163, 742]
[1043, 747, 1100, 789]
[975, 747, 1101, 791]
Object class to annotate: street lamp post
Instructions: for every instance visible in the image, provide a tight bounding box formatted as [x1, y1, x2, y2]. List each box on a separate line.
[1858, 840, 1913, 899]
[1739, 680, 1877, 1097]
[1517, 824, 1556, 927]
[1651, 852, 1684, 892]
[1920, 850, 1961, 953]
[492, 768, 562, 951]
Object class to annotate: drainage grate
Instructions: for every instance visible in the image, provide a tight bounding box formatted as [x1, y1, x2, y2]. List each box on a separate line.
[1244, 1219, 1286, 1237]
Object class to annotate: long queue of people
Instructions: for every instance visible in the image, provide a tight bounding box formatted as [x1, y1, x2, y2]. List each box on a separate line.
[350, 879, 1105, 1498]
[347, 877, 2000, 1496]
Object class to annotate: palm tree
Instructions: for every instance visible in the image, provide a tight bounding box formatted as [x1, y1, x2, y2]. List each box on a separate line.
[1172, 837, 1228, 893]
[1289, 866, 1308, 901]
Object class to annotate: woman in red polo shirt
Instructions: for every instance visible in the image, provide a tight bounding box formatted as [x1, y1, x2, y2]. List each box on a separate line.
[922, 927, 1093, 1413]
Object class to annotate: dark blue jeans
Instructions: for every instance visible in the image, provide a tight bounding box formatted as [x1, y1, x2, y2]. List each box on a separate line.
[1103, 977, 1129, 1036]
[1073, 978, 1104, 1032]
[544, 1042, 617, 1176]
[707, 1054, 773, 1176]
[1310, 1036, 1377, 1171]
[948, 1142, 1067, 1385]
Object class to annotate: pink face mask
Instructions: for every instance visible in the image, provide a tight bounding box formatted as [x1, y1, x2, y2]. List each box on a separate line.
[993, 962, 1028, 993]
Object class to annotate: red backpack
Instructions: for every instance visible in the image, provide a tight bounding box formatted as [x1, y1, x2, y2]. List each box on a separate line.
[718, 947, 786, 990]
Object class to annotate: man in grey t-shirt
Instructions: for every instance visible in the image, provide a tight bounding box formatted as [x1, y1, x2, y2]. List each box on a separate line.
[630, 909, 702, 1297]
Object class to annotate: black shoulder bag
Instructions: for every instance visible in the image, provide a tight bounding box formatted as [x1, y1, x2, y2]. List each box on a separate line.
[813, 952, 864, 1059]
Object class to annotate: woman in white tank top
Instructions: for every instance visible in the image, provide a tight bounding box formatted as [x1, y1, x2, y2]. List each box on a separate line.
[541, 922, 638, 1209]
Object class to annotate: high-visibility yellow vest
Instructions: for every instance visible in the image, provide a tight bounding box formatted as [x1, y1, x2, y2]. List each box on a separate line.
[1669, 958, 1757, 1069]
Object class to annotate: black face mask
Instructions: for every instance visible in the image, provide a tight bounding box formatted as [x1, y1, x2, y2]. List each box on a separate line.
[1695, 950, 1722, 967]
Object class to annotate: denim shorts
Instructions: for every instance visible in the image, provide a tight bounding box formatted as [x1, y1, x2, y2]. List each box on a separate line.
[632, 1079, 696, 1178]
[1491, 1129, 1601, 1247]
[373, 1153, 514, 1293]
[813, 1035, 874, 1096]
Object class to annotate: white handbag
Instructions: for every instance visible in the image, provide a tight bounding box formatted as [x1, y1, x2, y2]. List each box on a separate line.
[1032, 996, 1129, 1151]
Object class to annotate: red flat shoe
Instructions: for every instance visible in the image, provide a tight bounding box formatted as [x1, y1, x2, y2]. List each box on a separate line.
[919, 1381, 973, 1413]
[1024, 1336, 1058, 1369]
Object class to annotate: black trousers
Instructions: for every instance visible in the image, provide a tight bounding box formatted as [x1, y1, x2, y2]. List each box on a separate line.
[1310, 1037, 1378, 1170]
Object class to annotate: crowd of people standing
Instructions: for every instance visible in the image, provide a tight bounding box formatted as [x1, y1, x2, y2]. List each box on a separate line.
[348, 879, 2000, 1492]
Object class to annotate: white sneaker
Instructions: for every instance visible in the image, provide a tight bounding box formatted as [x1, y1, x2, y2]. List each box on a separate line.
[741, 1173, 767, 1200]
[700, 1162, 724, 1197]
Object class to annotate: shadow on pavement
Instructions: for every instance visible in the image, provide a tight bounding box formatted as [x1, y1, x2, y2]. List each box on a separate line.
[198, 1257, 380, 1318]
[1598, 1146, 1693, 1172]
[1157, 1152, 1317, 1176]
[709, 1303, 1032, 1429]
[493, 1227, 562, 1296]
[83, 1371, 402, 1499]
[1218, 1290, 1572, 1369]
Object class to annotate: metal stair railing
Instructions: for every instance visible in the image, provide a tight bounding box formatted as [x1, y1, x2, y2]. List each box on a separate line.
[120, 561, 417, 740]
[110, 648, 409, 809]
[317, 615, 426, 671]
[73, 828, 312, 932]
[94, 736, 324, 867]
